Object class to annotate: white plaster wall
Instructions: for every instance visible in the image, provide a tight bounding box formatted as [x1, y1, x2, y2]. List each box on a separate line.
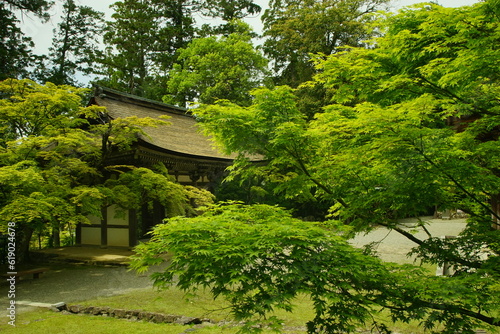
[107, 205, 129, 226]
[88, 215, 101, 224]
[107, 228, 129, 247]
[81, 227, 101, 245]
[177, 175, 191, 183]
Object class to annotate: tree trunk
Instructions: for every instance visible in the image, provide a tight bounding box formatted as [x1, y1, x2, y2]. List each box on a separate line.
[492, 193, 500, 230]
[17, 225, 34, 264]
[52, 224, 61, 248]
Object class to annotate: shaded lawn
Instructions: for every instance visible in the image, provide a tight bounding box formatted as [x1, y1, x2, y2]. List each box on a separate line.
[0, 284, 453, 334]
[0, 308, 238, 334]
[1, 251, 492, 333]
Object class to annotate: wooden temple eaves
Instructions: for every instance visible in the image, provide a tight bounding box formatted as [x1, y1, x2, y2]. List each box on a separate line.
[78, 86, 256, 248]
[90, 86, 244, 187]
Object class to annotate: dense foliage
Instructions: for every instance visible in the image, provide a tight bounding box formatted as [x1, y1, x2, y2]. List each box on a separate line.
[262, 0, 389, 86]
[132, 203, 500, 333]
[133, 1, 500, 332]
[0, 79, 205, 261]
[0, 0, 52, 80]
[94, 0, 263, 99]
[165, 21, 268, 107]
[196, 1, 500, 238]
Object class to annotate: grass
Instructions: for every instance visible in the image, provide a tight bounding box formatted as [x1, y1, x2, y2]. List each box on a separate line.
[81, 286, 234, 321]
[0, 283, 447, 334]
[76, 286, 317, 329]
[1, 258, 497, 333]
[0, 280, 313, 333]
[0, 308, 239, 334]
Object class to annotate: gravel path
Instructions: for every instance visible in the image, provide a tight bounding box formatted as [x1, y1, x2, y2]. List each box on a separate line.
[0, 263, 161, 314]
[349, 216, 467, 263]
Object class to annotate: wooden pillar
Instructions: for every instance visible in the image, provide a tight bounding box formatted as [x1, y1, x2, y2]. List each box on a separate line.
[190, 170, 200, 187]
[129, 209, 137, 248]
[101, 206, 108, 248]
[153, 201, 164, 223]
[207, 167, 225, 193]
[75, 223, 82, 245]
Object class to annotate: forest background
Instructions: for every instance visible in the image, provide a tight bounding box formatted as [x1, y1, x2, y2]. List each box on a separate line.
[22, 0, 478, 57]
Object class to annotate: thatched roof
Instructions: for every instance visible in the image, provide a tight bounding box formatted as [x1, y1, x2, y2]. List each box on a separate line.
[91, 86, 237, 162]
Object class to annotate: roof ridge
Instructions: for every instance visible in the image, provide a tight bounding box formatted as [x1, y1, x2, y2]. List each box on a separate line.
[93, 85, 190, 116]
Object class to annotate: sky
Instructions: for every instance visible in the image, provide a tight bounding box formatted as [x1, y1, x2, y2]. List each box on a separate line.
[20, 0, 481, 55]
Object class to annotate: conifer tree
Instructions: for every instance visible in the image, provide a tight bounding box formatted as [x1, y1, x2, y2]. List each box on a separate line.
[36, 0, 104, 86]
[96, 0, 197, 99]
[0, 0, 52, 79]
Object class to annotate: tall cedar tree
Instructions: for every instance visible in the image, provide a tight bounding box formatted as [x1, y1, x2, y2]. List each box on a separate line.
[0, 0, 52, 80]
[35, 0, 104, 86]
[96, 0, 196, 100]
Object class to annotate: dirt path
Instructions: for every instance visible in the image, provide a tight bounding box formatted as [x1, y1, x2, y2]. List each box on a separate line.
[0, 263, 158, 314]
[0, 217, 467, 315]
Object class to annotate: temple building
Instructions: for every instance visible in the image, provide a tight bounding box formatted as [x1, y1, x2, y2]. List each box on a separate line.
[76, 86, 245, 248]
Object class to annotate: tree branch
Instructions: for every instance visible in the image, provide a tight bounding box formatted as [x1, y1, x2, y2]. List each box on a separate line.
[377, 222, 424, 246]
[414, 145, 500, 223]
[377, 298, 498, 327]
[286, 145, 349, 208]
[419, 299, 498, 327]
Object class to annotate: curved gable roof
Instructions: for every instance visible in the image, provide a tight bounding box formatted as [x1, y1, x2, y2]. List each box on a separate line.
[91, 86, 237, 161]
